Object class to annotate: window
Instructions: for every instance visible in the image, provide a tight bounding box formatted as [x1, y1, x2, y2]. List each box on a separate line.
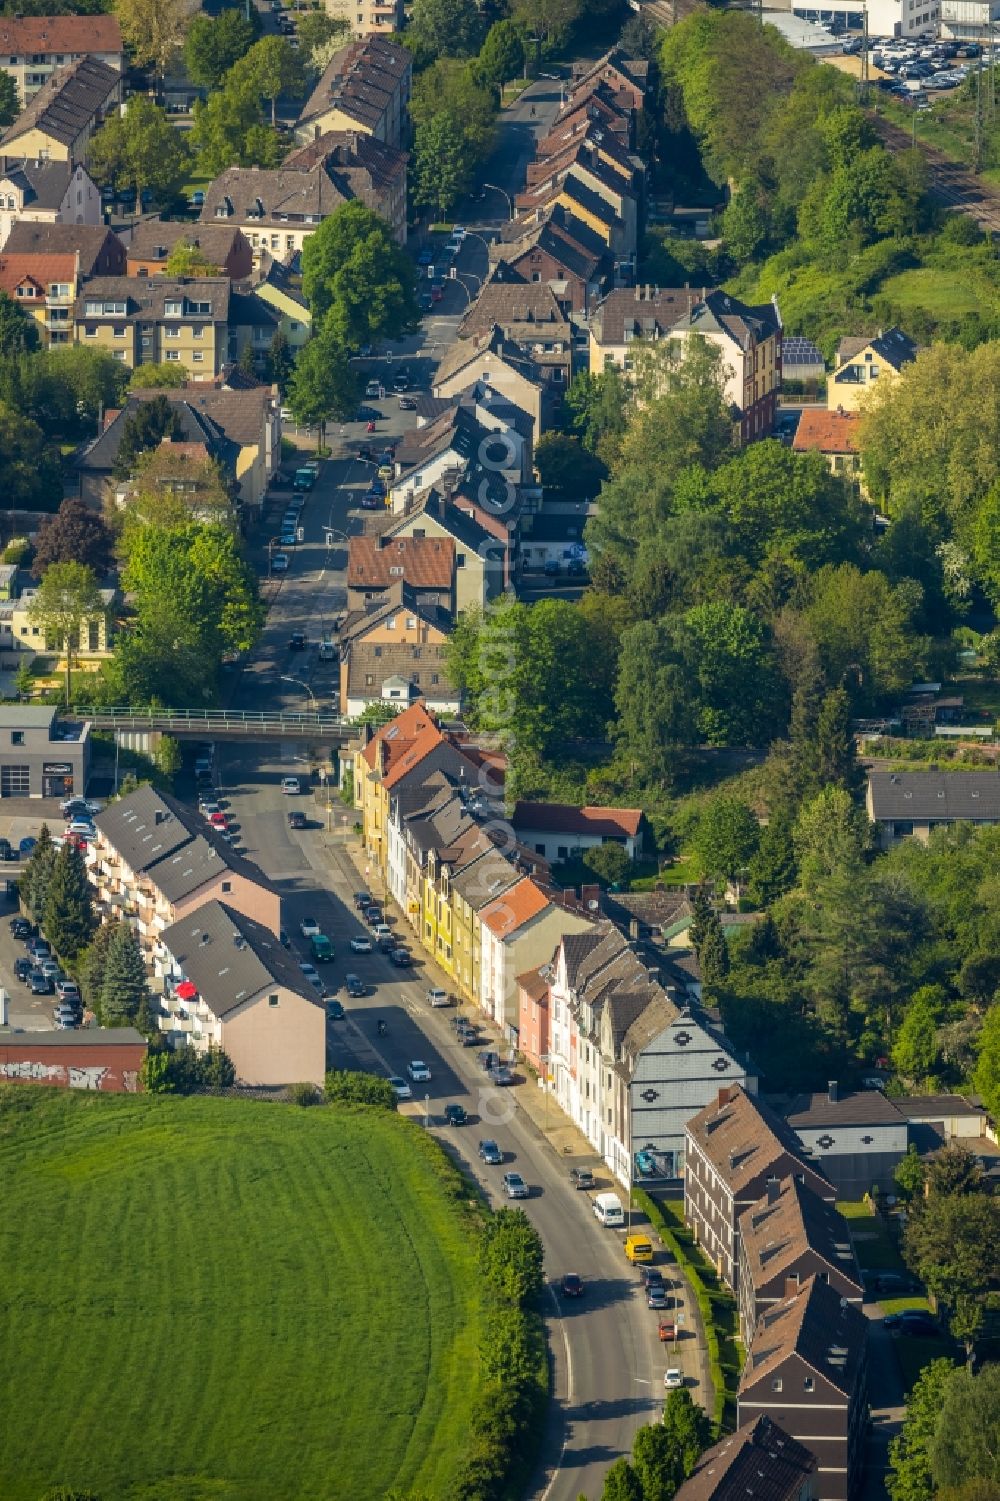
[192, 352, 204, 363]
[771, 1377, 782, 1392]
[557, 845, 568, 859]
[192, 326, 203, 338]
[268, 994, 279, 1008]
[0, 765, 29, 796]
[164, 300, 182, 317]
[165, 350, 180, 361]
[10, 731, 23, 746]
[87, 621, 100, 652]
[221, 880, 232, 893]
[406, 617, 416, 630]
[113, 325, 126, 338]
[187, 300, 211, 316]
[84, 324, 98, 338]
[141, 335, 151, 347]
[365, 674, 375, 686]
[165, 326, 180, 338]
[803, 1378, 814, 1392]
[456, 553, 465, 568]
[112, 351, 127, 362]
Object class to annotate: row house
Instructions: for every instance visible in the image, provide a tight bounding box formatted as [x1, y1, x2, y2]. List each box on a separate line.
[545, 924, 752, 1186]
[736, 1177, 864, 1347]
[490, 202, 611, 319]
[389, 393, 532, 515]
[457, 265, 576, 391]
[157, 900, 325, 1088]
[346, 533, 455, 616]
[87, 785, 280, 973]
[674, 1417, 817, 1501]
[0, 55, 119, 162]
[382, 488, 513, 613]
[294, 34, 410, 150]
[0, 158, 101, 249]
[433, 327, 553, 436]
[284, 130, 407, 245]
[338, 579, 455, 718]
[0, 221, 123, 343]
[684, 1084, 836, 1290]
[738, 1277, 869, 1501]
[782, 1083, 910, 1198]
[126, 222, 253, 281]
[517, 136, 639, 266]
[0, 16, 123, 104]
[73, 276, 230, 378]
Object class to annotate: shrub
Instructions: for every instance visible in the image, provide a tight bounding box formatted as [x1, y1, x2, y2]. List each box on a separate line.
[324, 1069, 397, 1109]
[2, 537, 31, 566]
[289, 1081, 321, 1106]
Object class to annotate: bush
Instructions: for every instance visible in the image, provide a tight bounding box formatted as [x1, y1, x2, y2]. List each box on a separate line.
[141, 1044, 235, 1094]
[2, 537, 31, 566]
[289, 1080, 321, 1106]
[324, 1069, 397, 1109]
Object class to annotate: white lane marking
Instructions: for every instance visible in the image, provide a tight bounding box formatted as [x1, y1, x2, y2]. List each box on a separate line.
[539, 1282, 574, 1501]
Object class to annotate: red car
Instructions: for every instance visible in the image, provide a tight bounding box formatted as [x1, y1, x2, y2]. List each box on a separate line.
[561, 1273, 584, 1297]
[210, 812, 227, 828]
[430, 283, 444, 303]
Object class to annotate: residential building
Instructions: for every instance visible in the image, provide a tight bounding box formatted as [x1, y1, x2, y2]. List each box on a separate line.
[518, 965, 551, 1075]
[0, 16, 124, 104]
[3, 218, 123, 272]
[896, 1092, 994, 1146]
[479, 876, 593, 1030]
[284, 129, 407, 243]
[512, 802, 645, 864]
[88, 785, 280, 970]
[227, 288, 281, 372]
[518, 503, 593, 574]
[0, 248, 77, 345]
[252, 257, 311, 349]
[782, 1084, 909, 1197]
[73, 276, 230, 378]
[671, 290, 783, 444]
[684, 1084, 835, 1289]
[323, 0, 403, 36]
[353, 701, 459, 879]
[738, 1277, 868, 1501]
[491, 201, 611, 317]
[126, 222, 253, 281]
[0, 158, 101, 248]
[791, 408, 865, 492]
[827, 328, 916, 412]
[0, 55, 119, 161]
[381, 489, 512, 612]
[457, 267, 575, 389]
[76, 383, 279, 512]
[158, 901, 325, 1087]
[338, 579, 453, 714]
[389, 398, 530, 516]
[200, 166, 352, 264]
[866, 770, 1000, 846]
[568, 49, 650, 117]
[344, 642, 457, 718]
[589, 284, 691, 372]
[433, 327, 552, 434]
[0, 1027, 147, 1093]
[295, 34, 411, 149]
[346, 533, 455, 614]
[548, 924, 752, 1185]
[548, 82, 637, 152]
[0, 703, 90, 799]
[737, 1178, 864, 1345]
[518, 136, 640, 263]
[673, 1417, 817, 1501]
[9, 583, 115, 666]
[529, 114, 644, 203]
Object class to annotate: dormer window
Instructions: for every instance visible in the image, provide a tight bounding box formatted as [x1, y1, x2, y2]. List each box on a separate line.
[164, 300, 182, 317]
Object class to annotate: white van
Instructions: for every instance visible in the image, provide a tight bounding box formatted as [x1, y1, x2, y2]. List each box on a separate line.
[593, 1192, 625, 1228]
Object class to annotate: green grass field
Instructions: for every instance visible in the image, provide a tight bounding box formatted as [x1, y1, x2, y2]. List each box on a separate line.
[0, 1089, 484, 1501]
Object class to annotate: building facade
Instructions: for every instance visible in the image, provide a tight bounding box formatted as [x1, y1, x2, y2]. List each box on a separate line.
[74, 277, 230, 377]
[0, 704, 90, 799]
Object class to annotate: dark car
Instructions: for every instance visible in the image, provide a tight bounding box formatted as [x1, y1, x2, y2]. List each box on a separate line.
[288, 632, 306, 650]
[478, 1138, 502, 1164]
[355, 405, 380, 423]
[640, 1266, 664, 1289]
[29, 969, 54, 994]
[490, 1066, 515, 1087]
[361, 492, 383, 511]
[26, 938, 51, 960]
[569, 1167, 595, 1191]
[0, 838, 13, 861]
[345, 974, 366, 997]
[18, 837, 36, 858]
[392, 372, 410, 392]
[287, 810, 307, 830]
[353, 891, 372, 908]
[444, 1103, 467, 1126]
[14, 956, 32, 982]
[459, 1029, 481, 1047]
[479, 1050, 500, 1072]
[364, 907, 383, 927]
[398, 394, 417, 410]
[561, 1273, 584, 1298]
[10, 916, 33, 939]
[390, 947, 412, 967]
[888, 1311, 939, 1336]
[647, 1284, 668, 1309]
[327, 999, 345, 1020]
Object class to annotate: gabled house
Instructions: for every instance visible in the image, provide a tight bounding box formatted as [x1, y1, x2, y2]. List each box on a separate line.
[126, 222, 253, 280]
[671, 289, 783, 445]
[0, 55, 119, 161]
[828, 327, 916, 412]
[158, 900, 325, 1087]
[738, 1277, 868, 1501]
[433, 326, 552, 434]
[252, 257, 311, 349]
[568, 48, 650, 117]
[0, 158, 101, 249]
[737, 1178, 863, 1345]
[492, 201, 612, 317]
[381, 489, 512, 612]
[338, 579, 454, 716]
[458, 266, 575, 389]
[589, 284, 691, 373]
[294, 34, 410, 149]
[866, 770, 1000, 847]
[782, 1083, 909, 1197]
[792, 408, 864, 492]
[548, 81, 636, 152]
[0, 15, 124, 104]
[200, 165, 351, 264]
[684, 1084, 835, 1289]
[10, 583, 115, 666]
[673, 1417, 817, 1501]
[73, 276, 231, 378]
[478, 876, 593, 1031]
[283, 129, 408, 243]
[518, 137, 639, 262]
[511, 801, 644, 863]
[0, 248, 77, 345]
[4, 218, 123, 272]
[346, 533, 455, 614]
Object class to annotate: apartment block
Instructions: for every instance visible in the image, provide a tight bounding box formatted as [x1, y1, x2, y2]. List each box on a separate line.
[73, 276, 230, 377]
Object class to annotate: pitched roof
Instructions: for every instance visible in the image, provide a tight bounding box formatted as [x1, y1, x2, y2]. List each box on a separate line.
[435, 325, 543, 390]
[75, 395, 240, 480]
[512, 801, 642, 840]
[592, 285, 692, 345]
[867, 770, 1000, 822]
[518, 966, 550, 1003]
[740, 1275, 868, 1398]
[1, 56, 119, 150]
[895, 1092, 986, 1120]
[450, 847, 522, 909]
[127, 220, 248, 267]
[837, 325, 916, 371]
[346, 640, 453, 701]
[480, 877, 550, 940]
[738, 1178, 862, 1297]
[0, 16, 122, 54]
[674, 289, 781, 350]
[348, 534, 455, 592]
[339, 579, 451, 643]
[783, 1087, 907, 1130]
[0, 251, 75, 296]
[457, 276, 571, 342]
[686, 1084, 832, 1197]
[200, 165, 348, 230]
[674, 1417, 816, 1501]
[161, 900, 321, 1018]
[359, 700, 441, 779]
[496, 202, 609, 283]
[2, 219, 120, 271]
[76, 276, 230, 324]
[283, 130, 407, 193]
[792, 407, 861, 455]
[297, 33, 410, 132]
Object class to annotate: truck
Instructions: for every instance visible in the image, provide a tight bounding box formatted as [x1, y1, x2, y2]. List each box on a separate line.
[310, 933, 334, 963]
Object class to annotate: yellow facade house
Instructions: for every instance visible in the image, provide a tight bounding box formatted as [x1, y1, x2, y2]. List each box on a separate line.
[827, 328, 917, 413]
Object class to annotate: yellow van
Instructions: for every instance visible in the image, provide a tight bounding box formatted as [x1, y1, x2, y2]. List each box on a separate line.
[625, 1234, 654, 1264]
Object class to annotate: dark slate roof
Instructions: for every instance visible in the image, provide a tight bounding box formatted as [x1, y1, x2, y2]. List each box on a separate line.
[283, 129, 407, 194]
[0, 156, 72, 210]
[200, 165, 349, 230]
[783, 1088, 908, 1129]
[160, 900, 320, 1017]
[674, 289, 781, 350]
[297, 33, 410, 132]
[450, 848, 520, 909]
[738, 1178, 862, 1296]
[4, 218, 123, 273]
[1, 55, 118, 150]
[674, 1417, 816, 1501]
[867, 770, 1000, 822]
[741, 1276, 868, 1398]
[687, 1084, 834, 1197]
[76, 276, 230, 324]
[592, 286, 691, 345]
[895, 1093, 986, 1120]
[75, 396, 239, 480]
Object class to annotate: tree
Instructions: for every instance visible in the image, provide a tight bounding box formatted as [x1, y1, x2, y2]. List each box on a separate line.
[564, 367, 628, 469]
[792, 785, 869, 896]
[82, 919, 118, 1013]
[33, 499, 112, 577]
[698, 907, 730, 985]
[972, 1004, 1000, 1119]
[113, 394, 182, 478]
[27, 562, 104, 705]
[0, 400, 61, 510]
[164, 241, 220, 278]
[600, 1459, 643, 1501]
[113, 0, 189, 76]
[926, 1144, 985, 1200]
[412, 110, 470, 218]
[479, 1208, 544, 1302]
[904, 1193, 1000, 1355]
[747, 808, 797, 907]
[407, 0, 483, 65]
[190, 82, 284, 176]
[128, 361, 189, 390]
[693, 798, 760, 887]
[813, 685, 862, 793]
[301, 200, 419, 348]
[612, 617, 697, 787]
[21, 824, 57, 926]
[88, 95, 190, 212]
[286, 331, 360, 447]
[183, 7, 259, 88]
[804, 564, 926, 707]
[476, 19, 525, 89]
[43, 841, 96, 960]
[267, 328, 294, 394]
[324, 1069, 398, 1108]
[0, 290, 40, 356]
[297, 9, 345, 64]
[894, 1145, 927, 1204]
[0, 70, 18, 127]
[40, 345, 128, 431]
[230, 36, 304, 127]
[582, 842, 632, 888]
[660, 1389, 713, 1479]
[511, 0, 582, 45]
[889, 1359, 959, 1501]
[930, 1364, 1000, 1490]
[100, 920, 151, 1027]
[680, 602, 782, 747]
[893, 984, 947, 1082]
[535, 432, 606, 499]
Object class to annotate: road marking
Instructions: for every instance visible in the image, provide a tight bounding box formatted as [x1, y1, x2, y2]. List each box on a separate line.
[634, 1378, 651, 1385]
[539, 1284, 574, 1501]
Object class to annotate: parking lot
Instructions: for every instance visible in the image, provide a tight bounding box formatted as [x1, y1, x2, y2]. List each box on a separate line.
[0, 807, 85, 1030]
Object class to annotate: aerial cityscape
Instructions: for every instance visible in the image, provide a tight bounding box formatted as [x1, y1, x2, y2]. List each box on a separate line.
[0, 0, 998, 1495]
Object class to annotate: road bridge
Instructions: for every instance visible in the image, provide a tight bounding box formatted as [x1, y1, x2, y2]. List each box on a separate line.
[72, 706, 357, 744]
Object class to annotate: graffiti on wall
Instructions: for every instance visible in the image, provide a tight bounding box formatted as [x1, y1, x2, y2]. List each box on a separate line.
[0, 1054, 144, 1092]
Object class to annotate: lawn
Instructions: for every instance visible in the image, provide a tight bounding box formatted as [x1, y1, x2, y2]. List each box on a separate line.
[879, 266, 985, 321]
[837, 1199, 904, 1271]
[0, 1089, 485, 1501]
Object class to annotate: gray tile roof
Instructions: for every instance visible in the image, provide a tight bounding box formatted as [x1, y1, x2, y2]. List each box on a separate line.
[76, 276, 231, 324]
[674, 1416, 816, 1501]
[75, 395, 239, 479]
[0, 1026, 146, 1047]
[0, 705, 56, 728]
[283, 130, 407, 194]
[297, 34, 410, 132]
[592, 286, 692, 345]
[738, 1178, 862, 1298]
[0, 158, 72, 211]
[674, 289, 781, 351]
[458, 277, 571, 342]
[127, 220, 248, 267]
[783, 1088, 907, 1129]
[450, 847, 520, 909]
[4, 218, 123, 272]
[1, 55, 118, 150]
[867, 770, 1000, 822]
[200, 165, 349, 231]
[161, 900, 320, 1018]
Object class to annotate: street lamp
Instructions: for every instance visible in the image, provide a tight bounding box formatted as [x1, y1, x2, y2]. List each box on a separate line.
[280, 674, 318, 711]
[480, 182, 514, 220]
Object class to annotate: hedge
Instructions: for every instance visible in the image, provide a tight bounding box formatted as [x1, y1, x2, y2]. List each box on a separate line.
[634, 1190, 744, 1435]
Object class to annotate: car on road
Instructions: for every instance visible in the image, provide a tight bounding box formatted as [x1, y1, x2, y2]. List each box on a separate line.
[26, 938, 51, 960]
[388, 1076, 412, 1100]
[561, 1273, 584, 1298]
[299, 916, 320, 938]
[458, 1028, 480, 1047]
[297, 962, 325, 996]
[349, 934, 372, 953]
[14, 956, 32, 982]
[885, 1311, 939, 1336]
[55, 979, 80, 1001]
[293, 467, 316, 491]
[10, 916, 33, 939]
[398, 395, 417, 410]
[372, 923, 392, 943]
[416, 248, 434, 266]
[407, 1060, 431, 1082]
[365, 380, 383, 398]
[30, 969, 53, 994]
[647, 1284, 668, 1309]
[502, 1171, 528, 1199]
[271, 553, 289, 573]
[288, 631, 306, 650]
[345, 974, 366, 997]
[478, 1049, 500, 1072]
[419, 293, 433, 313]
[426, 987, 451, 1007]
[18, 836, 36, 858]
[430, 283, 443, 303]
[287, 810, 307, 830]
[39, 959, 62, 979]
[279, 530, 298, 549]
[363, 905, 382, 924]
[361, 493, 382, 510]
[66, 819, 95, 838]
[451, 226, 467, 241]
[353, 891, 372, 908]
[355, 405, 380, 423]
[392, 371, 410, 392]
[310, 933, 334, 963]
[209, 812, 227, 829]
[443, 1103, 467, 1126]
[664, 1369, 684, 1389]
[0, 838, 13, 862]
[479, 1139, 502, 1164]
[389, 947, 412, 966]
[327, 998, 345, 1020]
[281, 777, 301, 795]
[199, 800, 221, 818]
[640, 1266, 664, 1289]
[61, 797, 102, 817]
[490, 1066, 515, 1087]
[569, 1167, 595, 1191]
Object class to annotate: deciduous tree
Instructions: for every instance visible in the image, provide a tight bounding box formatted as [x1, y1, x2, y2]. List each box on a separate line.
[0, 71, 19, 126]
[113, 394, 182, 478]
[930, 1364, 1000, 1489]
[33, 499, 112, 576]
[230, 35, 304, 126]
[286, 331, 360, 446]
[113, 0, 189, 76]
[27, 561, 104, 705]
[301, 200, 419, 347]
[693, 797, 760, 886]
[412, 110, 469, 217]
[88, 95, 191, 211]
[904, 1193, 1000, 1355]
[0, 289, 39, 355]
[889, 1358, 958, 1501]
[972, 1004, 1000, 1120]
[475, 19, 525, 89]
[407, 0, 483, 65]
[479, 1207, 544, 1302]
[183, 7, 259, 88]
[164, 240, 221, 278]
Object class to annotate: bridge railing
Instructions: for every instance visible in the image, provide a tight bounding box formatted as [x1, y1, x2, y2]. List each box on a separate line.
[70, 706, 351, 734]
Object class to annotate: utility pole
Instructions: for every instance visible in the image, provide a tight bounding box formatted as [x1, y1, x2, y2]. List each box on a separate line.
[859, 7, 870, 109]
[975, 49, 984, 174]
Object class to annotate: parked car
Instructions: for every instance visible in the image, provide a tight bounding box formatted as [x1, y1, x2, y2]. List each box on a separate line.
[478, 1050, 500, 1072]
[426, 987, 451, 1007]
[14, 956, 32, 982]
[281, 777, 301, 795]
[647, 1284, 668, 1310]
[271, 553, 289, 573]
[18, 837, 36, 858]
[398, 395, 417, 410]
[345, 974, 366, 997]
[502, 1171, 528, 1199]
[327, 999, 345, 1020]
[55, 979, 80, 1001]
[60, 797, 101, 817]
[299, 916, 320, 938]
[569, 1167, 596, 1191]
[53, 1005, 80, 1028]
[479, 1139, 502, 1164]
[407, 1060, 431, 1082]
[0, 838, 13, 862]
[664, 1369, 684, 1389]
[288, 631, 306, 651]
[639, 1266, 664, 1289]
[365, 379, 383, 398]
[349, 934, 372, 953]
[443, 1103, 467, 1126]
[561, 1273, 584, 1298]
[26, 938, 51, 960]
[10, 916, 33, 939]
[388, 1076, 412, 1100]
[389, 947, 412, 967]
[887, 1311, 939, 1336]
[490, 1066, 515, 1087]
[29, 969, 53, 994]
[66, 819, 95, 838]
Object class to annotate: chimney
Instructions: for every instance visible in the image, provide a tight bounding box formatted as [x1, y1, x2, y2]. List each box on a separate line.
[784, 1275, 802, 1300]
[828, 1080, 839, 1104]
[154, 810, 164, 825]
[377, 738, 388, 776]
[629, 918, 639, 941]
[717, 1086, 731, 1111]
[767, 1179, 780, 1204]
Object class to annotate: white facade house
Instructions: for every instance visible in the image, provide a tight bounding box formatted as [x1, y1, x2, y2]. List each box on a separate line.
[478, 877, 593, 1031]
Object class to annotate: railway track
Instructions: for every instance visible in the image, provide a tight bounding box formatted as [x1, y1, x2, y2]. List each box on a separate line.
[875, 116, 1000, 233]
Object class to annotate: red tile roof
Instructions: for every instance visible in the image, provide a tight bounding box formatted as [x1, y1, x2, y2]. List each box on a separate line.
[480, 877, 550, 940]
[360, 700, 445, 789]
[792, 408, 861, 455]
[0, 16, 122, 52]
[512, 801, 642, 839]
[0, 251, 76, 297]
[348, 535, 455, 591]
